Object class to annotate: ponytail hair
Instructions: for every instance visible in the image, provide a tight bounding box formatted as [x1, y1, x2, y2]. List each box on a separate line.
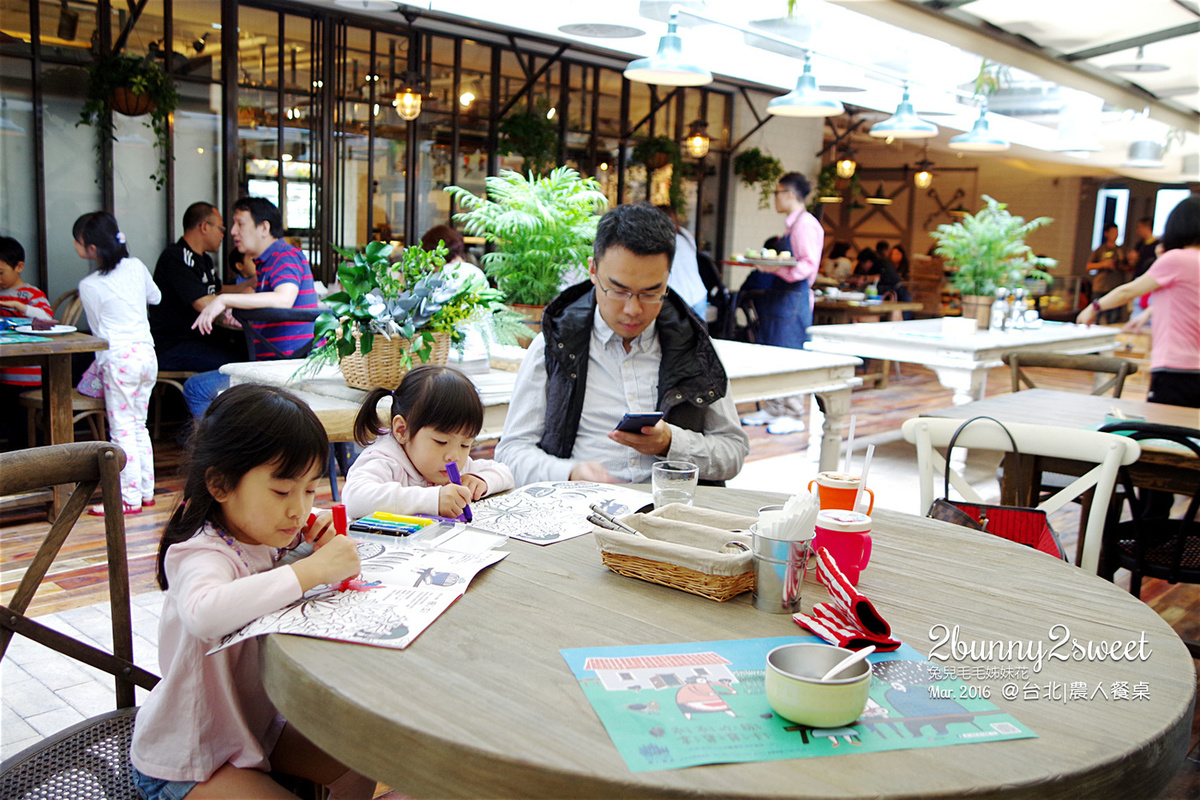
[353, 364, 483, 446]
[72, 211, 129, 274]
[156, 383, 329, 590]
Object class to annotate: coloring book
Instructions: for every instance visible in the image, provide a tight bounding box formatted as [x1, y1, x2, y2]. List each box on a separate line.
[470, 481, 650, 545]
[211, 536, 506, 653]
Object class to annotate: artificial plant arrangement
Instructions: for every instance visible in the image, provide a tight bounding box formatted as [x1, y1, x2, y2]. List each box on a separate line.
[929, 194, 1055, 298]
[305, 240, 529, 384]
[733, 147, 784, 209]
[78, 53, 180, 191]
[445, 166, 609, 307]
[631, 135, 686, 215]
[497, 105, 560, 176]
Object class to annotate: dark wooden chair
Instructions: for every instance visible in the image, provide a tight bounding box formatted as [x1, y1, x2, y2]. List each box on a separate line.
[0, 442, 160, 798]
[1096, 421, 1200, 657]
[1003, 351, 1138, 398]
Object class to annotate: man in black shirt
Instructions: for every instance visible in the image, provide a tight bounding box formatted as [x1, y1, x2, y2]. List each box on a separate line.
[149, 202, 243, 371]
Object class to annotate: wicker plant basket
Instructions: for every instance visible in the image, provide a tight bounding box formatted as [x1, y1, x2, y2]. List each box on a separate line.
[339, 329, 452, 390]
[594, 504, 756, 602]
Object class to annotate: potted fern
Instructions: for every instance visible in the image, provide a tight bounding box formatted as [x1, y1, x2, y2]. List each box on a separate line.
[929, 195, 1055, 329]
[445, 167, 609, 330]
[78, 54, 180, 191]
[733, 147, 784, 209]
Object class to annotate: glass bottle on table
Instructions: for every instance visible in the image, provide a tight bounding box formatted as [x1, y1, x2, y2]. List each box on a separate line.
[990, 288, 1009, 331]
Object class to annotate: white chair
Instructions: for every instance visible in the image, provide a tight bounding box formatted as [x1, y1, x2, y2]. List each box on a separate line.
[901, 417, 1140, 574]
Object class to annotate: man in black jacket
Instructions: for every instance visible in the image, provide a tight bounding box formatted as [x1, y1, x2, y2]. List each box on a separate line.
[495, 204, 748, 485]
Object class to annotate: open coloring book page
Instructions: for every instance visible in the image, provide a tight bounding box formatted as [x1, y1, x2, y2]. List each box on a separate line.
[210, 537, 506, 653]
[470, 481, 650, 545]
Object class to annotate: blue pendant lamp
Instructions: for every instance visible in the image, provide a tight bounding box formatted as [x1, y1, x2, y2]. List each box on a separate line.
[949, 100, 1009, 152]
[869, 84, 937, 139]
[624, 16, 712, 86]
[767, 54, 844, 118]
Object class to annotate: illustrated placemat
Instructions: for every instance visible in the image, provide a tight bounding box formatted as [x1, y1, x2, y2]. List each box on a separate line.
[560, 636, 1035, 772]
[470, 481, 650, 545]
[0, 333, 52, 344]
[212, 537, 506, 652]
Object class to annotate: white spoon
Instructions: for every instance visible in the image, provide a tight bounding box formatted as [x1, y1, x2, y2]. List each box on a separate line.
[820, 645, 876, 682]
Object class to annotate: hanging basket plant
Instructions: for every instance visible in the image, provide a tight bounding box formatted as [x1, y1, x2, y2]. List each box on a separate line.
[497, 104, 560, 177]
[631, 136, 686, 215]
[732, 147, 784, 209]
[78, 53, 180, 191]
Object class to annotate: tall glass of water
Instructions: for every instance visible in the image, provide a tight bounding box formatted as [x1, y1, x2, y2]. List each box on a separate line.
[652, 461, 699, 508]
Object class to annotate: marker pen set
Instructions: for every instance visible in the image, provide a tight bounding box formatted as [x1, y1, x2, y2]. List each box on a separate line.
[349, 512, 439, 536]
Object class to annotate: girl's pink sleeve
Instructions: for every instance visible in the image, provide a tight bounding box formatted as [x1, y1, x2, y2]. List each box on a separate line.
[464, 456, 515, 496]
[342, 444, 442, 518]
[167, 548, 302, 642]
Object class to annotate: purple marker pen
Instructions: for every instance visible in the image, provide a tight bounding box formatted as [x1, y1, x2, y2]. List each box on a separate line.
[444, 462, 472, 522]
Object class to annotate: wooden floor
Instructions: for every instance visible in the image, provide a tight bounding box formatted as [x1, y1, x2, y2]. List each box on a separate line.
[3, 357, 1196, 798]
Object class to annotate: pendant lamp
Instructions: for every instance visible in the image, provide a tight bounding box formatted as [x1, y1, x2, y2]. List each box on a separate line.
[624, 17, 712, 86]
[949, 100, 1009, 152]
[767, 54, 844, 118]
[685, 119, 710, 158]
[869, 84, 937, 140]
[865, 184, 892, 205]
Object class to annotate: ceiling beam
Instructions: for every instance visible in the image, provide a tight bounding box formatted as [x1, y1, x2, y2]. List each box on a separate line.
[1064, 23, 1200, 62]
[824, 0, 1198, 132]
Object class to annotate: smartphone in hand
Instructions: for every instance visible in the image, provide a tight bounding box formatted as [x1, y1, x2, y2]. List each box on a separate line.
[614, 411, 664, 433]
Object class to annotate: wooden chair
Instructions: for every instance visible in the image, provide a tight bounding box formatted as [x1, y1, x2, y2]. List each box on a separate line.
[0, 442, 160, 798]
[1096, 421, 1200, 657]
[901, 417, 1140, 574]
[19, 289, 107, 443]
[1003, 351, 1138, 398]
[150, 370, 196, 440]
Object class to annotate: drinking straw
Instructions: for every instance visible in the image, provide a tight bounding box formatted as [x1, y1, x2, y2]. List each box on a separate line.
[843, 415, 857, 474]
[853, 444, 875, 514]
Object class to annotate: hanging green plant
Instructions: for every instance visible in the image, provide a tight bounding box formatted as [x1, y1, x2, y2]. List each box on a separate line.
[631, 135, 686, 216]
[732, 147, 784, 209]
[808, 162, 862, 211]
[78, 53, 179, 191]
[497, 104, 560, 176]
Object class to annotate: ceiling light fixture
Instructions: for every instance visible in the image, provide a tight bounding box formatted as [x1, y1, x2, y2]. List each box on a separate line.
[865, 184, 892, 205]
[1123, 139, 1164, 168]
[623, 15, 712, 86]
[685, 119, 710, 158]
[913, 148, 934, 189]
[836, 151, 856, 179]
[1107, 46, 1169, 74]
[869, 84, 937, 140]
[393, 73, 424, 121]
[948, 99, 1009, 152]
[766, 54, 844, 118]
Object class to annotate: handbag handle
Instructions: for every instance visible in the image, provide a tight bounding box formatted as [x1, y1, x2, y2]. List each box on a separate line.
[942, 416, 1020, 500]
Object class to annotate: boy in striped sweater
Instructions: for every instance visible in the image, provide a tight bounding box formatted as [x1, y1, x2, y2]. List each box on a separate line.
[0, 236, 55, 450]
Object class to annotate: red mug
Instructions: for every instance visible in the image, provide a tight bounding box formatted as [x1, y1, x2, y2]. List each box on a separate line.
[807, 471, 874, 515]
[813, 510, 872, 585]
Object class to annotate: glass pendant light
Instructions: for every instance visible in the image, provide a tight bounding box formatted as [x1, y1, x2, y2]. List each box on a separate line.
[836, 153, 856, 178]
[685, 119, 710, 158]
[913, 148, 934, 189]
[869, 84, 937, 140]
[767, 54, 844, 118]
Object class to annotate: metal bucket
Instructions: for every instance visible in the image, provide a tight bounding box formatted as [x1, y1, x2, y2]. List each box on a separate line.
[751, 522, 814, 614]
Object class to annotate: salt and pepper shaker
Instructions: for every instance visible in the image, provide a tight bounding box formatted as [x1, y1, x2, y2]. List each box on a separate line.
[990, 288, 1009, 332]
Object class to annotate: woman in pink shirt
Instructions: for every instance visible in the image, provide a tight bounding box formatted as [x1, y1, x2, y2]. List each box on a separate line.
[130, 383, 375, 800]
[1078, 194, 1199, 409]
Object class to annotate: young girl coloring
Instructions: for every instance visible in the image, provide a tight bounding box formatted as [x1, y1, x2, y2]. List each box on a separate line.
[73, 212, 161, 514]
[343, 364, 514, 520]
[130, 384, 376, 800]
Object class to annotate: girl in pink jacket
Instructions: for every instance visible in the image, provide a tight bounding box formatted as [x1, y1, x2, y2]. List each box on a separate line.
[343, 364, 514, 520]
[130, 383, 374, 800]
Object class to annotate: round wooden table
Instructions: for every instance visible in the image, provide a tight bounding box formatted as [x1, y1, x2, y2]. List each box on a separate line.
[262, 487, 1194, 799]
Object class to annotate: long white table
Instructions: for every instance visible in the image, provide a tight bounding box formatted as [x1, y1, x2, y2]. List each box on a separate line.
[221, 340, 862, 472]
[804, 319, 1120, 405]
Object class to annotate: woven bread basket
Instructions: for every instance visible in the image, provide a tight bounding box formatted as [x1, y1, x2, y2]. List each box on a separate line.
[594, 503, 756, 602]
[339, 329, 452, 390]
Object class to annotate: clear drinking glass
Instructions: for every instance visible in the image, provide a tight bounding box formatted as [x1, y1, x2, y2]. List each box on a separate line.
[651, 460, 699, 508]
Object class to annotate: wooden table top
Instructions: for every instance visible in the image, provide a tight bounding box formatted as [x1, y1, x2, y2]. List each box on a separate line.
[261, 487, 1193, 799]
[814, 299, 924, 314]
[0, 331, 107, 359]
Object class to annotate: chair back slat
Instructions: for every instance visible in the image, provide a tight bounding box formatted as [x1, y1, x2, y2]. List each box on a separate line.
[1003, 351, 1137, 398]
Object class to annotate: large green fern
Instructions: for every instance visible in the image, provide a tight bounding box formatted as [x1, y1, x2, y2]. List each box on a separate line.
[930, 195, 1056, 297]
[446, 167, 609, 305]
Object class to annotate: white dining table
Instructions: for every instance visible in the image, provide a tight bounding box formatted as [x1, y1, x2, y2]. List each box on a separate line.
[804, 319, 1120, 405]
[221, 340, 862, 471]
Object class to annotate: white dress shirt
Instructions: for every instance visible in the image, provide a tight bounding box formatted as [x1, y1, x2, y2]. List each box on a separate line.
[496, 308, 748, 486]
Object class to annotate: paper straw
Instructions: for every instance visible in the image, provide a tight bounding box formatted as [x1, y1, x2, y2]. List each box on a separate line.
[843, 415, 857, 474]
[853, 444, 875, 513]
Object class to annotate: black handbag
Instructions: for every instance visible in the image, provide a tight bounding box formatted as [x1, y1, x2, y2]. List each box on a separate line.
[927, 416, 1067, 561]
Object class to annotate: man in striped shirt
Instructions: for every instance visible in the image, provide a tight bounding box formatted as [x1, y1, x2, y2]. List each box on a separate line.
[183, 197, 318, 418]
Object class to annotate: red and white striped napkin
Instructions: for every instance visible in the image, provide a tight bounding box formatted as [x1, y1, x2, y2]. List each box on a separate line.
[792, 546, 901, 652]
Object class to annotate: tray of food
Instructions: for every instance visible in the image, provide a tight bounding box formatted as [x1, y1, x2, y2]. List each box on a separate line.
[731, 247, 795, 266]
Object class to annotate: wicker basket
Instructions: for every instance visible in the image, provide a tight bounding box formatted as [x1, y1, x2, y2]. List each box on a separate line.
[594, 504, 756, 602]
[339, 329, 452, 390]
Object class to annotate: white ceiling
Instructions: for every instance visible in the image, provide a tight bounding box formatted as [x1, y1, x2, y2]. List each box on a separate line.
[312, 0, 1200, 182]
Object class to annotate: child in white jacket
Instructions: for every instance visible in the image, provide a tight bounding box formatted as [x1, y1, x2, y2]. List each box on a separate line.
[343, 364, 513, 519]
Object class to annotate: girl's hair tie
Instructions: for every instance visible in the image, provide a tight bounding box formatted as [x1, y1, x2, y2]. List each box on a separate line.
[116, 231, 127, 244]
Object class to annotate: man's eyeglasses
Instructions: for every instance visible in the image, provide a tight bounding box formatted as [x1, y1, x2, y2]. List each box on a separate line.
[596, 275, 666, 305]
